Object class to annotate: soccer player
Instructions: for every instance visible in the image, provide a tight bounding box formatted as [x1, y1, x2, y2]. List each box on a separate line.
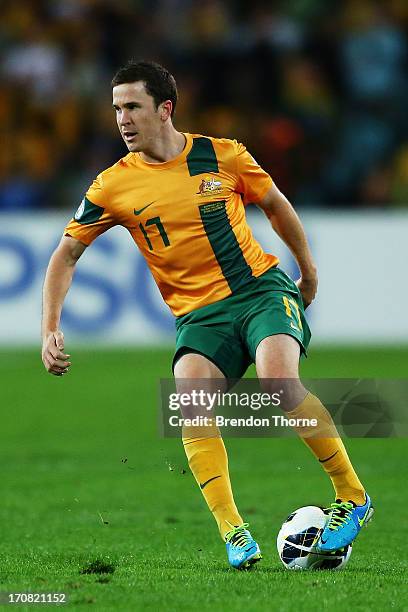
[41, 61, 373, 569]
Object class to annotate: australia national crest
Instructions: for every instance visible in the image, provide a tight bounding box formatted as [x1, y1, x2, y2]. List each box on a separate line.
[197, 176, 222, 196]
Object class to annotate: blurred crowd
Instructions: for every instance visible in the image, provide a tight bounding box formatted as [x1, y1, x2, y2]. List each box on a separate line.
[0, 0, 407, 210]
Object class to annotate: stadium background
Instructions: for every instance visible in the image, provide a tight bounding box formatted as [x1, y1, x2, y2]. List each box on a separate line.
[0, 1, 407, 609]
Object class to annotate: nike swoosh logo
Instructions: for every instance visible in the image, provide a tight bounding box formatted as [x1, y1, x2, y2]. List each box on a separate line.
[133, 202, 155, 215]
[199, 475, 222, 490]
[319, 450, 339, 463]
[358, 506, 371, 527]
[320, 536, 328, 544]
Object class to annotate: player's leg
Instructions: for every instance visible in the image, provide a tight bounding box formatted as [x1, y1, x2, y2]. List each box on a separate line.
[256, 334, 366, 502]
[174, 352, 241, 537]
[174, 352, 261, 568]
[255, 334, 373, 550]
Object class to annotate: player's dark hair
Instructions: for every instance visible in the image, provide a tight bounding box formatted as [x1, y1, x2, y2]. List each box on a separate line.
[111, 60, 178, 117]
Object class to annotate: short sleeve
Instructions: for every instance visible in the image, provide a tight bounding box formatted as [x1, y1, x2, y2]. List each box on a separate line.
[64, 174, 118, 245]
[235, 141, 273, 205]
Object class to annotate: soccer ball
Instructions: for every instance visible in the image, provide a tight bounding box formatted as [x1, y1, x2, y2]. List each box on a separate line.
[277, 506, 352, 570]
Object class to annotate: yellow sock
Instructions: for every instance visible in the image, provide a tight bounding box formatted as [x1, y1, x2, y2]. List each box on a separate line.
[182, 425, 243, 539]
[289, 393, 366, 505]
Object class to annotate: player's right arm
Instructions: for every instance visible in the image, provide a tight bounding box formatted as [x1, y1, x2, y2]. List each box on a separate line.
[41, 236, 87, 376]
[42, 169, 117, 375]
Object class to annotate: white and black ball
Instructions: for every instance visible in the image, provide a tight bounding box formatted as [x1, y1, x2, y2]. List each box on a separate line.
[277, 505, 352, 570]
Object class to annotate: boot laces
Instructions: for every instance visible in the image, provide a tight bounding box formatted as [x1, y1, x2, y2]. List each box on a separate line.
[324, 502, 353, 531]
[225, 523, 251, 547]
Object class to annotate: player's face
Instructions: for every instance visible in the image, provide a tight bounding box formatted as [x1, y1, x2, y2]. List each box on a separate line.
[112, 81, 163, 152]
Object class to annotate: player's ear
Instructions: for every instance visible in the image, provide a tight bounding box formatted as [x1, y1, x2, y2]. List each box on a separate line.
[160, 100, 173, 121]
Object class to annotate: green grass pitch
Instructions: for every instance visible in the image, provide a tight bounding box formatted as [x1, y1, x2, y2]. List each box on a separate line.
[1, 346, 407, 610]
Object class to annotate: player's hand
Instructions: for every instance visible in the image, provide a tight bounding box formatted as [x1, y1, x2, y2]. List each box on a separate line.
[296, 274, 318, 309]
[42, 330, 71, 376]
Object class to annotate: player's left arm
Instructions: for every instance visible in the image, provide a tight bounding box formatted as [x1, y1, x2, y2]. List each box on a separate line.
[257, 183, 317, 307]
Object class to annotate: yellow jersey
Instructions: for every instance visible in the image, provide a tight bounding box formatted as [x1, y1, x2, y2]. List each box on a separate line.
[64, 133, 278, 316]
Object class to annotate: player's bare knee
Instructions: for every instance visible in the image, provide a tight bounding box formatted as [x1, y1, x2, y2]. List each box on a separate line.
[259, 377, 307, 412]
[174, 353, 225, 419]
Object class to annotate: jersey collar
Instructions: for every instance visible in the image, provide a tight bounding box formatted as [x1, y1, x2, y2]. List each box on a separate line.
[134, 133, 193, 169]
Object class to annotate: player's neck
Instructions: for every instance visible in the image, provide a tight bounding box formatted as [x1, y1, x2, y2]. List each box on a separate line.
[138, 129, 186, 164]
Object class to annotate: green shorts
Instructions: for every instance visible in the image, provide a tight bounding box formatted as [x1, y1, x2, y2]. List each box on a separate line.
[173, 267, 311, 380]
